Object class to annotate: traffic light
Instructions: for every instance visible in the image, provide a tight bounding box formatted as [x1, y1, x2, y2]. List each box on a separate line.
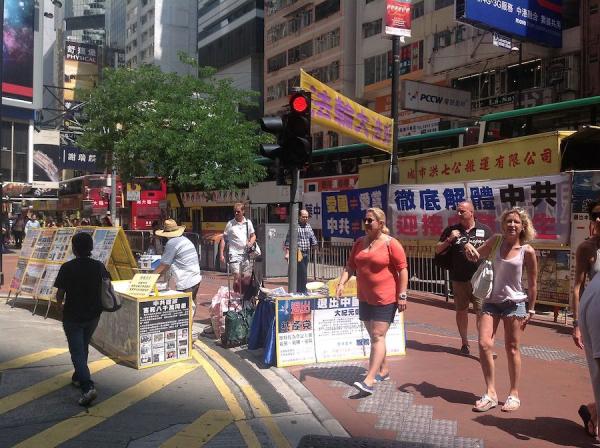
[285, 91, 312, 167]
[259, 116, 285, 161]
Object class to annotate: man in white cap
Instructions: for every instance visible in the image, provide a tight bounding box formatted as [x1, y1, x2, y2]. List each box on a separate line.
[154, 219, 201, 307]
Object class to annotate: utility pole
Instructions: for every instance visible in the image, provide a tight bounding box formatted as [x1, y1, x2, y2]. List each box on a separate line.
[0, 0, 5, 285]
[390, 35, 400, 184]
[287, 168, 299, 293]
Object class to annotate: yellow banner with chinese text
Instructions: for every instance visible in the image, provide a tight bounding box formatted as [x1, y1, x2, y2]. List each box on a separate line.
[300, 70, 394, 153]
[399, 132, 566, 183]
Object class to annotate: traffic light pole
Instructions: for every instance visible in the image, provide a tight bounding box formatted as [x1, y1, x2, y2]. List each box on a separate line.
[390, 35, 401, 184]
[287, 167, 300, 293]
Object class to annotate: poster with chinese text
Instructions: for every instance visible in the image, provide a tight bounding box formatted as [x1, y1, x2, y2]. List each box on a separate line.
[20, 228, 41, 259]
[276, 298, 316, 366]
[20, 261, 46, 295]
[35, 264, 62, 299]
[10, 258, 29, 292]
[31, 229, 57, 260]
[47, 228, 76, 262]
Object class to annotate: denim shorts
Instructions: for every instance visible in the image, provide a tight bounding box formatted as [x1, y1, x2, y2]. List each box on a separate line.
[359, 301, 398, 323]
[482, 300, 527, 318]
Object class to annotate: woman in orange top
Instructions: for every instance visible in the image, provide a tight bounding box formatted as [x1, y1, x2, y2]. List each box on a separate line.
[336, 207, 408, 395]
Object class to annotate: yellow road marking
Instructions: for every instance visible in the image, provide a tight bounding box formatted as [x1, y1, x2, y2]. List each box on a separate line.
[14, 362, 199, 448]
[0, 358, 115, 416]
[191, 350, 260, 447]
[194, 341, 290, 448]
[160, 409, 233, 448]
[0, 348, 68, 372]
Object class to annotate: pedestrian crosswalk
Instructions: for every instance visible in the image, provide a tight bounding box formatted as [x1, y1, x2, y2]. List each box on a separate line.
[0, 346, 290, 448]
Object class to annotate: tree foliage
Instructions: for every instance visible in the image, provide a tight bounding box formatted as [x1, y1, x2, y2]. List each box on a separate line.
[78, 60, 265, 190]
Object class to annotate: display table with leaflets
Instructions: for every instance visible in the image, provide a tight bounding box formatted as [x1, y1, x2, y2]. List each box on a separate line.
[93, 278, 192, 370]
[248, 278, 406, 367]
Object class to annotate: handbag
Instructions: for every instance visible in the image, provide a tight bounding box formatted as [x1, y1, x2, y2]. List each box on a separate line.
[99, 263, 121, 312]
[245, 221, 262, 261]
[471, 236, 502, 301]
[297, 249, 303, 262]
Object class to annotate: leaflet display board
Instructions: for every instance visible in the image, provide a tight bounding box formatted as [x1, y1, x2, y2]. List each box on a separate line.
[8, 227, 137, 303]
[92, 287, 192, 370]
[275, 296, 406, 367]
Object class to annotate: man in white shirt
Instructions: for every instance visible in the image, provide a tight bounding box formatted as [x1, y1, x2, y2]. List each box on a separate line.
[154, 219, 201, 309]
[25, 214, 40, 235]
[219, 203, 256, 293]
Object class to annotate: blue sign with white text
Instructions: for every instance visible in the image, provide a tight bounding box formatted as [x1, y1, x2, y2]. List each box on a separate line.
[322, 185, 387, 239]
[457, 0, 562, 48]
[61, 146, 99, 172]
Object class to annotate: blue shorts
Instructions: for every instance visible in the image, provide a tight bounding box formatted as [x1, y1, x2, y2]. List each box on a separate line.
[482, 300, 527, 318]
[358, 302, 397, 323]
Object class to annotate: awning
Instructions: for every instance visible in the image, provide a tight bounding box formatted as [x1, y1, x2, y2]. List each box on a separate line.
[561, 125, 600, 144]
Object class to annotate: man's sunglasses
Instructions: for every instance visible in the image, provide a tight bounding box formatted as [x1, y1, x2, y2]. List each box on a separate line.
[591, 212, 600, 221]
[234, 210, 243, 214]
[364, 218, 375, 224]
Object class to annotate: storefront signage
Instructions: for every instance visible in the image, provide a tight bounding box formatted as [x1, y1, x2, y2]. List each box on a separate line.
[139, 297, 191, 366]
[300, 70, 394, 153]
[493, 32, 513, 49]
[456, 0, 562, 48]
[385, 0, 412, 38]
[401, 80, 472, 118]
[61, 146, 99, 171]
[181, 188, 249, 207]
[322, 185, 388, 239]
[388, 173, 571, 243]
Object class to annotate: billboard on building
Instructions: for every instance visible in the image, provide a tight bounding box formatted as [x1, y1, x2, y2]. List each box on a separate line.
[33, 130, 61, 185]
[3, 0, 42, 108]
[63, 41, 99, 102]
[456, 0, 562, 48]
[385, 0, 411, 37]
[401, 80, 472, 118]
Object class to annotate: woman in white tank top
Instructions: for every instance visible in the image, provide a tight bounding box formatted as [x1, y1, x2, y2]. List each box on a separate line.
[464, 207, 538, 413]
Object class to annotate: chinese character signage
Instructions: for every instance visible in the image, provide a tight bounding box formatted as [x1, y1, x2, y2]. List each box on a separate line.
[64, 41, 99, 102]
[302, 192, 323, 230]
[388, 173, 571, 243]
[300, 70, 394, 153]
[322, 185, 388, 239]
[385, 0, 412, 37]
[401, 80, 472, 118]
[61, 146, 99, 171]
[399, 132, 562, 182]
[456, 0, 562, 48]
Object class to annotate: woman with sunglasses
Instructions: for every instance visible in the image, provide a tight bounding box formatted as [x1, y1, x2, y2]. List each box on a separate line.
[572, 200, 600, 438]
[464, 207, 537, 412]
[336, 207, 408, 395]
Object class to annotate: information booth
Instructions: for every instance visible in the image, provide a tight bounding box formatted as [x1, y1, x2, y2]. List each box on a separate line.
[7, 227, 192, 369]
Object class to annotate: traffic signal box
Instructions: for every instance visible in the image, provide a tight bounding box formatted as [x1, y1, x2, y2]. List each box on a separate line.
[260, 91, 312, 169]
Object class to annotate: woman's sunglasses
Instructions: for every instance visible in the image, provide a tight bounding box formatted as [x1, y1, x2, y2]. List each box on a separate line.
[364, 218, 375, 224]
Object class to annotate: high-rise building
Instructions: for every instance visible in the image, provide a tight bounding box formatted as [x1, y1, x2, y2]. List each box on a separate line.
[63, 0, 106, 45]
[124, 0, 197, 75]
[197, 0, 265, 115]
[263, 0, 356, 149]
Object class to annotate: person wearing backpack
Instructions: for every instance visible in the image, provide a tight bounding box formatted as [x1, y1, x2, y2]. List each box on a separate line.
[55, 232, 108, 407]
[435, 201, 492, 355]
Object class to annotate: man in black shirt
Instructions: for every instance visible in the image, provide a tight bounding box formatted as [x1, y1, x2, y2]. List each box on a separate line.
[436, 201, 492, 355]
[55, 232, 107, 406]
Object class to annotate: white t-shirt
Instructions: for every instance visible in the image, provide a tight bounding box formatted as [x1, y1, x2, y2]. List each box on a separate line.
[224, 218, 255, 256]
[160, 236, 201, 290]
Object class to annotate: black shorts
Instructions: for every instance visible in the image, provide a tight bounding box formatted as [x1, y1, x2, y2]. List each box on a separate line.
[358, 301, 397, 323]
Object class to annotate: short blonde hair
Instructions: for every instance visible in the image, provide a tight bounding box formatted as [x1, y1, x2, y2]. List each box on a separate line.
[501, 207, 536, 243]
[233, 202, 245, 211]
[366, 207, 390, 235]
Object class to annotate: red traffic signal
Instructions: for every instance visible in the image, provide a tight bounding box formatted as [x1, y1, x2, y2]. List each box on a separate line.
[290, 94, 309, 114]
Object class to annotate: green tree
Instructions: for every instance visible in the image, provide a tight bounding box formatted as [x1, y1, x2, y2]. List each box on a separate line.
[77, 62, 265, 191]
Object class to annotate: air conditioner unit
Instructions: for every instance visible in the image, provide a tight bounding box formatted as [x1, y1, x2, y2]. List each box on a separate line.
[546, 54, 579, 92]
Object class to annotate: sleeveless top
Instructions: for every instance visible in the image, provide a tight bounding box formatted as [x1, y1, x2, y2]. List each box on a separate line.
[488, 244, 529, 303]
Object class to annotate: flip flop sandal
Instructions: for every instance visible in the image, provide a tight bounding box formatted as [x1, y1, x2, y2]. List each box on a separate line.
[473, 394, 498, 412]
[579, 404, 598, 437]
[501, 395, 521, 412]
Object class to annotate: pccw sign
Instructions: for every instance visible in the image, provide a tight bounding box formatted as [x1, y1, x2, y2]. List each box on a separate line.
[401, 80, 472, 118]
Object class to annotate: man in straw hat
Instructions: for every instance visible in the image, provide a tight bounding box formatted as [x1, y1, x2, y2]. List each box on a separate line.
[154, 219, 201, 308]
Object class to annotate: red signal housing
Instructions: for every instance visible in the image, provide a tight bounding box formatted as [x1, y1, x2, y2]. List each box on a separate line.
[291, 95, 309, 113]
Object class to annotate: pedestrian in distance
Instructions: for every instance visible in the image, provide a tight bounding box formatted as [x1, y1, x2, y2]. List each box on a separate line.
[572, 199, 600, 438]
[285, 209, 318, 293]
[154, 219, 202, 310]
[336, 207, 408, 395]
[219, 203, 256, 293]
[25, 214, 40, 235]
[12, 213, 26, 248]
[464, 207, 538, 412]
[435, 200, 492, 355]
[54, 232, 108, 406]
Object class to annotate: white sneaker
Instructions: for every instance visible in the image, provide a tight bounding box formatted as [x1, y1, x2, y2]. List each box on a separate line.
[78, 388, 97, 406]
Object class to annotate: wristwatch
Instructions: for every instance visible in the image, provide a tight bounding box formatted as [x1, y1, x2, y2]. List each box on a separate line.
[398, 292, 408, 300]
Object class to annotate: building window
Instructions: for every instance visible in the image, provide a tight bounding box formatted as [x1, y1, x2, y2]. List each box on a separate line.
[328, 131, 339, 147]
[287, 75, 300, 94]
[315, 0, 340, 22]
[267, 52, 287, 73]
[267, 80, 287, 102]
[309, 60, 340, 83]
[434, 0, 454, 9]
[315, 28, 340, 54]
[362, 19, 382, 38]
[288, 40, 313, 65]
[455, 25, 466, 43]
[412, 1, 424, 19]
[267, 0, 300, 16]
[313, 132, 324, 149]
[434, 30, 452, 49]
[364, 52, 389, 85]
[366, 0, 377, 4]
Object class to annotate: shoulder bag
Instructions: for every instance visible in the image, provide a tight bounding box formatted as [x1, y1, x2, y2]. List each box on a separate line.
[99, 263, 121, 312]
[245, 221, 262, 261]
[471, 236, 502, 301]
